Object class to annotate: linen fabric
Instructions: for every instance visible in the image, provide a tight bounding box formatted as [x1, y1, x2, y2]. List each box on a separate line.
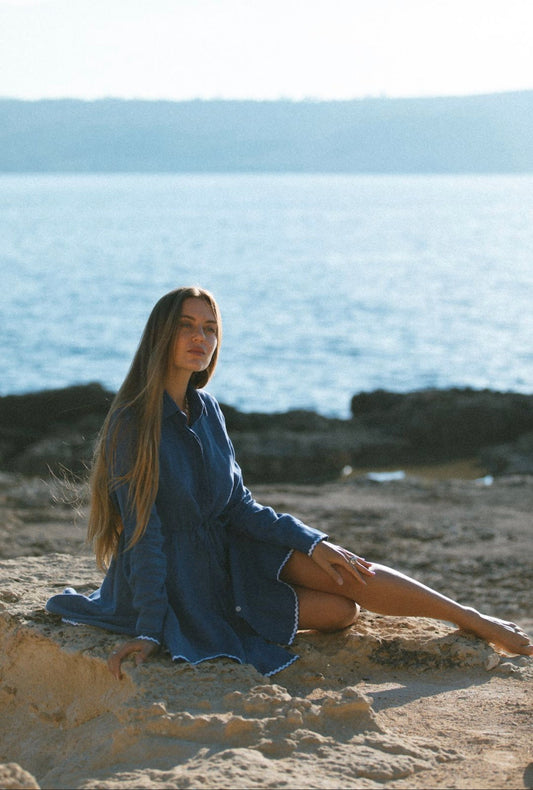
[46, 389, 327, 675]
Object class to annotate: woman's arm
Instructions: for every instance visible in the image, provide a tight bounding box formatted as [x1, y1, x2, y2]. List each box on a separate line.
[222, 456, 328, 555]
[108, 413, 169, 644]
[208, 395, 328, 555]
[112, 486, 169, 644]
[105, 489, 168, 679]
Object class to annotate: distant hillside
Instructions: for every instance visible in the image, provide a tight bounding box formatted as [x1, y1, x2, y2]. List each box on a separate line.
[1, 92, 532, 172]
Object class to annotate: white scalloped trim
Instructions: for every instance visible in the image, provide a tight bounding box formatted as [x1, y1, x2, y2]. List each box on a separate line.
[61, 617, 82, 626]
[307, 534, 326, 556]
[171, 651, 243, 664]
[171, 650, 299, 676]
[137, 635, 161, 645]
[277, 548, 299, 645]
[265, 653, 299, 676]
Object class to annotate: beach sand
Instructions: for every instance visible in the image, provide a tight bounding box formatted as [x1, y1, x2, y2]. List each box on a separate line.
[0, 470, 531, 789]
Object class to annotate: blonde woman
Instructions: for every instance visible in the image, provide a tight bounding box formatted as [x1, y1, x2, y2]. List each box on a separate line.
[46, 286, 532, 678]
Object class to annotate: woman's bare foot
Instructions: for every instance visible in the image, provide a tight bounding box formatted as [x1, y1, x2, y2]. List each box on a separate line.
[458, 608, 533, 655]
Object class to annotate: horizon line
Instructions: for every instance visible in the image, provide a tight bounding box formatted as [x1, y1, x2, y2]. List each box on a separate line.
[1, 88, 532, 104]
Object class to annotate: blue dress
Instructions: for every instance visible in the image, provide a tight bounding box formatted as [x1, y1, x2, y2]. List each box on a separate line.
[46, 389, 327, 676]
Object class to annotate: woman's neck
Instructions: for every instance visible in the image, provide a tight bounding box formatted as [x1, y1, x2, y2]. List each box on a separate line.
[165, 374, 191, 412]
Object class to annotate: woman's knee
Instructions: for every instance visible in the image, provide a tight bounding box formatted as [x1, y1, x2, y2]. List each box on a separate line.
[296, 586, 361, 632]
[324, 598, 360, 632]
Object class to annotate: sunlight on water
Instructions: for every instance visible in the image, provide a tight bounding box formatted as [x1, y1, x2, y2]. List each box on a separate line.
[1, 174, 532, 416]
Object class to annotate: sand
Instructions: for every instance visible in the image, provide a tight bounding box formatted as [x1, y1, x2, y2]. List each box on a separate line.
[0, 470, 531, 789]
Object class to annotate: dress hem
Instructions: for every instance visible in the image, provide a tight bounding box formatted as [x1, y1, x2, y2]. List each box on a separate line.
[59, 610, 299, 677]
[171, 651, 242, 664]
[171, 650, 299, 677]
[264, 653, 299, 676]
[277, 548, 299, 646]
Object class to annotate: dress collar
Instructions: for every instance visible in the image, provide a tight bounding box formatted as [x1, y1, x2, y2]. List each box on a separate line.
[163, 387, 205, 424]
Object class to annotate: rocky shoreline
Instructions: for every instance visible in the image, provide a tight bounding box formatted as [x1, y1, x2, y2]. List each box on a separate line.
[1, 383, 532, 483]
[0, 383, 533, 483]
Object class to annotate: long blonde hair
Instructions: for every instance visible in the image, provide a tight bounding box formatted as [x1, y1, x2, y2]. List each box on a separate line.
[87, 286, 222, 569]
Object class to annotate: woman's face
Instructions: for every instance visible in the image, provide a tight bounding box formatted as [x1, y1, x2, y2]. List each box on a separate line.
[168, 297, 218, 380]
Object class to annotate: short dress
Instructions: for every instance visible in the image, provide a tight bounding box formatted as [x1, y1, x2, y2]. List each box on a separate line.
[46, 388, 327, 676]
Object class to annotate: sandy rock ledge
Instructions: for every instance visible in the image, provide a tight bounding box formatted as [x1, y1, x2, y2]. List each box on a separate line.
[1, 554, 530, 790]
[0, 763, 40, 790]
[1, 474, 532, 790]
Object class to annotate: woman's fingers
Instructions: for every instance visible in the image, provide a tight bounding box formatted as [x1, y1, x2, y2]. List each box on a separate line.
[309, 541, 343, 584]
[108, 646, 126, 680]
[107, 639, 159, 680]
[311, 541, 374, 587]
[343, 559, 369, 585]
[342, 552, 376, 586]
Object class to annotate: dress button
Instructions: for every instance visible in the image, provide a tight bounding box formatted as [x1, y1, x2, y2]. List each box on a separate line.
[235, 605, 242, 612]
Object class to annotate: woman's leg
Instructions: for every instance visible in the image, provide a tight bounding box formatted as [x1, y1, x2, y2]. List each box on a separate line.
[281, 550, 533, 656]
[291, 585, 360, 632]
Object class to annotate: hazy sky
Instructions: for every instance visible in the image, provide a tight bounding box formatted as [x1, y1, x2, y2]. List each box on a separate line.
[1, 0, 532, 101]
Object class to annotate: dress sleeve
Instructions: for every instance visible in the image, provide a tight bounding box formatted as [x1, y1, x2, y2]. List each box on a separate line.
[111, 483, 168, 642]
[211, 400, 328, 555]
[223, 459, 327, 555]
[109, 418, 168, 643]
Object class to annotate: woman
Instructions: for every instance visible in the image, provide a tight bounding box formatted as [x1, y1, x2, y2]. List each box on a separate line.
[46, 286, 532, 679]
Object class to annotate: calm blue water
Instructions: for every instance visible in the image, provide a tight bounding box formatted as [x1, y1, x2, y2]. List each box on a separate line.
[1, 173, 532, 417]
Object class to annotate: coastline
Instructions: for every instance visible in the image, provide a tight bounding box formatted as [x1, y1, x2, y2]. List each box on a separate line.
[347, 457, 489, 481]
[1, 383, 532, 483]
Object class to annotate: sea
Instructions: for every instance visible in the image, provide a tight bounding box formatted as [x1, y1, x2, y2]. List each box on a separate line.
[1, 173, 532, 418]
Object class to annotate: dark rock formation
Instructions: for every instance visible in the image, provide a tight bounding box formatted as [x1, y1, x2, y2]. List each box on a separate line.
[350, 387, 533, 462]
[479, 431, 533, 476]
[1, 384, 532, 483]
[352, 387, 533, 442]
[0, 383, 114, 477]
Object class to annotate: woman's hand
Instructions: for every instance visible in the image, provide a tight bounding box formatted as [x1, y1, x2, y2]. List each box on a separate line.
[310, 540, 375, 587]
[107, 638, 160, 680]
